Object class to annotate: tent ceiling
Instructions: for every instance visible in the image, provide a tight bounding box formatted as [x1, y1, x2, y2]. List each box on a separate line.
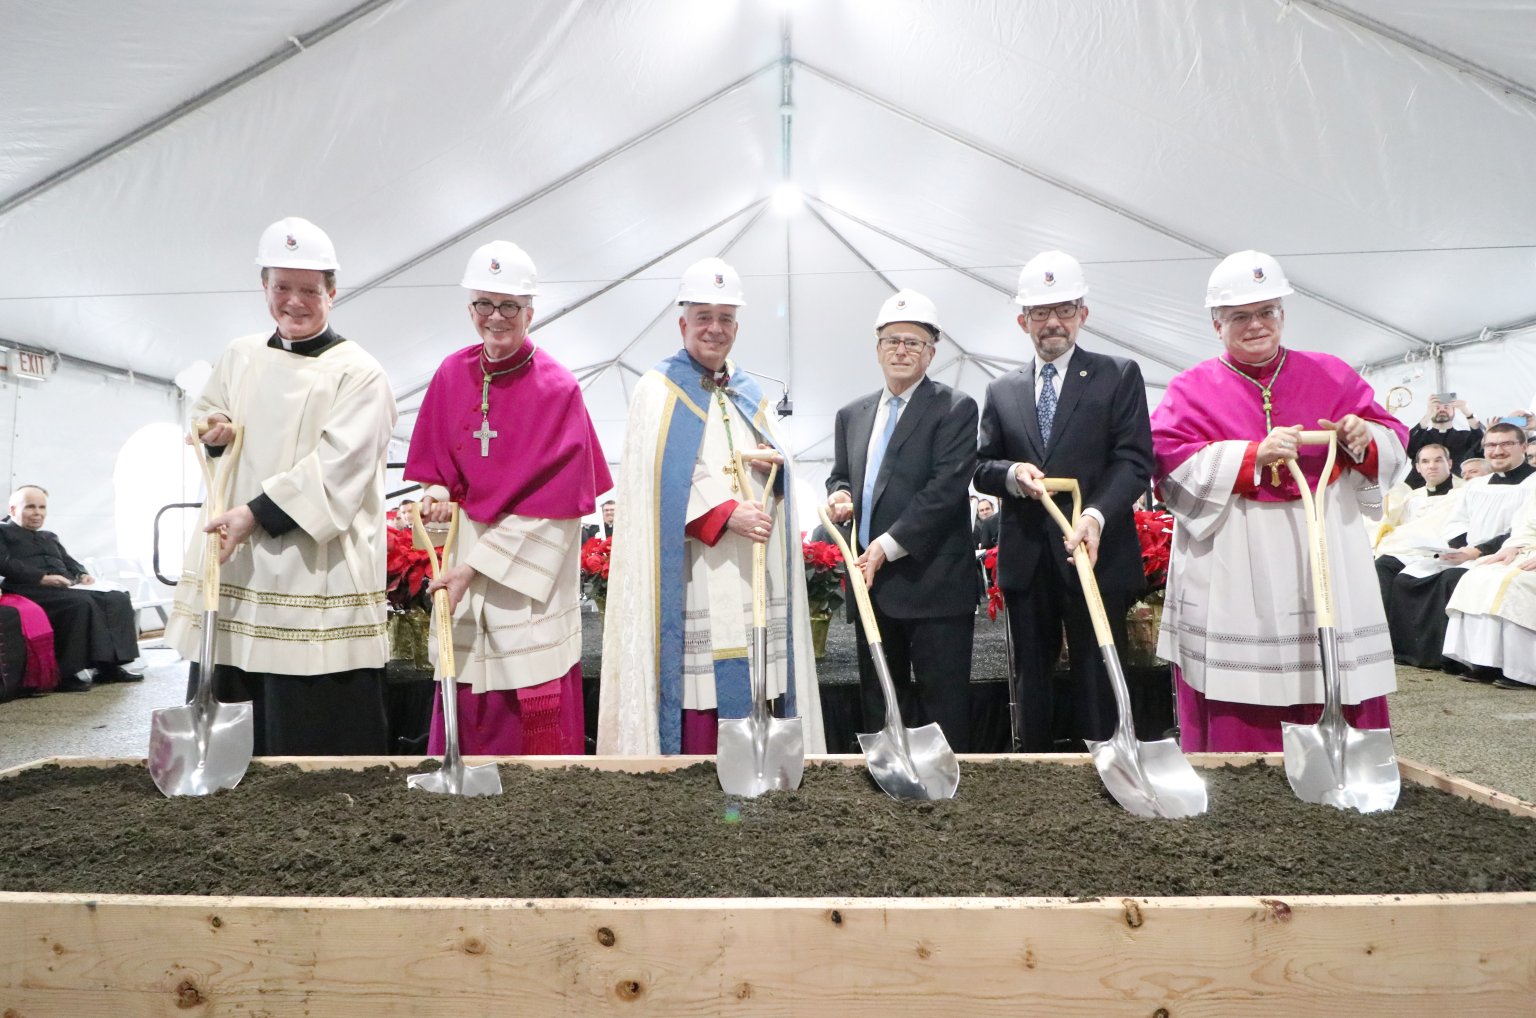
[3, 0, 1534, 463]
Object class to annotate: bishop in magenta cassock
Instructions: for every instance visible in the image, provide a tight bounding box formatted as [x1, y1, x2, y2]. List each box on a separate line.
[1151, 252, 1408, 752]
[405, 241, 611, 755]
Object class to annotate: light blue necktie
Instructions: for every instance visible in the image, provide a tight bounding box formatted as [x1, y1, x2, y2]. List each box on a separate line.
[1038, 361, 1058, 446]
[861, 395, 902, 546]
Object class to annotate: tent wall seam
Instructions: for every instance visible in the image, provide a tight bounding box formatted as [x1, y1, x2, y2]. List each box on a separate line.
[334, 61, 780, 308]
[797, 59, 1433, 352]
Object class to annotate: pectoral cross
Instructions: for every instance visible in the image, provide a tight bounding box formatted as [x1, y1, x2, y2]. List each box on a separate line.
[474, 419, 498, 457]
[722, 463, 740, 493]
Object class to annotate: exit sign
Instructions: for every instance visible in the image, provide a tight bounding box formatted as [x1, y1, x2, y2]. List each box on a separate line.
[8, 349, 50, 381]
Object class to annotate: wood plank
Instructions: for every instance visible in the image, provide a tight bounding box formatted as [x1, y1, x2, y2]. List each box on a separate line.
[3, 892, 1534, 1016]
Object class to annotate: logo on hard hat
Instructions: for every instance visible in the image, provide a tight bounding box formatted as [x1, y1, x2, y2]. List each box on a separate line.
[895, 299, 906, 309]
[713, 273, 725, 288]
[284, 234, 298, 251]
[1253, 267, 1266, 283]
[1043, 271, 1056, 286]
[489, 258, 502, 275]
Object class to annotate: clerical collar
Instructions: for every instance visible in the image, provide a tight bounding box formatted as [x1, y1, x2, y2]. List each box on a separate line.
[268, 325, 344, 357]
[686, 353, 731, 391]
[1425, 479, 1453, 496]
[1491, 461, 1535, 484]
[1226, 347, 1283, 381]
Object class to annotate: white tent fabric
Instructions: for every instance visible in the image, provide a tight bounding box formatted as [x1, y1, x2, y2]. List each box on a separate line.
[2, 0, 1535, 557]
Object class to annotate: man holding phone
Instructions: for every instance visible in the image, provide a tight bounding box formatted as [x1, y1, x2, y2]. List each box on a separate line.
[1405, 392, 1483, 488]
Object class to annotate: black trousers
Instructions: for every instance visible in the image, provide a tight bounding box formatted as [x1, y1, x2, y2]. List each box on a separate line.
[1389, 566, 1466, 669]
[1002, 562, 1130, 753]
[1375, 555, 1405, 619]
[852, 604, 975, 754]
[186, 663, 388, 757]
[10, 584, 137, 676]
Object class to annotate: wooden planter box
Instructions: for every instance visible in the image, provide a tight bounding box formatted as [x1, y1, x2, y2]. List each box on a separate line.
[3, 754, 1534, 1016]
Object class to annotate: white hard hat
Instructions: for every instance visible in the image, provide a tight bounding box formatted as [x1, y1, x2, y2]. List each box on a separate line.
[676, 257, 746, 306]
[1014, 250, 1088, 305]
[255, 217, 338, 271]
[1205, 250, 1294, 308]
[874, 289, 942, 335]
[460, 240, 538, 295]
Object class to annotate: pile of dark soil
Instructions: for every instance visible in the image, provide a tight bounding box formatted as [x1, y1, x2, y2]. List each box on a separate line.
[3, 760, 1531, 899]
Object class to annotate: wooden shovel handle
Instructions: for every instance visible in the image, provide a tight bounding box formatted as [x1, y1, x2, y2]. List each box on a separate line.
[1285, 430, 1339, 628]
[191, 423, 244, 613]
[1037, 478, 1116, 649]
[816, 503, 879, 643]
[410, 502, 460, 679]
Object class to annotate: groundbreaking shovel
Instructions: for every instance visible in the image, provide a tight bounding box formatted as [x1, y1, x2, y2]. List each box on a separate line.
[407, 503, 502, 797]
[148, 424, 254, 797]
[1039, 478, 1208, 819]
[717, 453, 805, 797]
[815, 504, 959, 800]
[1280, 431, 1400, 813]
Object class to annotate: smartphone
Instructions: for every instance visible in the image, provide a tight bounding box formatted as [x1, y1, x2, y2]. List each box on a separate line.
[1432, 392, 1456, 403]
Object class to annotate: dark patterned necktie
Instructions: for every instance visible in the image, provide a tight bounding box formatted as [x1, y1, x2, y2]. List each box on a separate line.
[1038, 362, 1058, 446]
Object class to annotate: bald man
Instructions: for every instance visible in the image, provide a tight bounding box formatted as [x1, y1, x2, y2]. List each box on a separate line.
[0, 485, 140, 689]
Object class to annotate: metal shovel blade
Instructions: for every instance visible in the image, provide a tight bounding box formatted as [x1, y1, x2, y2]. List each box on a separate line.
[858, 723, 959, 801]
[1087, 730, 1209, 819]
[717, 713, 805, 797]
[148, 698, 254, 797]
[1281, 722, 1400, 814]
[407, 759, 503, 797]
[148, 606, 254, 798]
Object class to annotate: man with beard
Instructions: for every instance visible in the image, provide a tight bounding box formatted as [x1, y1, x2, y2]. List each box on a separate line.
[1405, 394, 1483, 486]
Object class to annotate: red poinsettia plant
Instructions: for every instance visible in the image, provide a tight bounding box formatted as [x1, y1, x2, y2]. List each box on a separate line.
[384, 521, 432, 612]
[984, 546, 1005, 621]
[580, 536, 612, 610]
[802, 538, 846, 617]
[1134, 508, 1175, 591]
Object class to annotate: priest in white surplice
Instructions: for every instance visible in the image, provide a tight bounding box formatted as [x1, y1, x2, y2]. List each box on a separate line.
[1446, 481, 1536, 688]
[1386, 421, 1536, 671]
[1374, 443, 1462, 617]
[597, 258, 824, 756]
[166, 217, 397, 756]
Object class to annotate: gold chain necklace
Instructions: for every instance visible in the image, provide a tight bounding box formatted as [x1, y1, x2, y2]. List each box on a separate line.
[1217, 349, 1288, 486]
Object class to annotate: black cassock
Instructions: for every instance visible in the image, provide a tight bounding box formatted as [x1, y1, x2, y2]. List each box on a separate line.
[0, 521, 137, 676]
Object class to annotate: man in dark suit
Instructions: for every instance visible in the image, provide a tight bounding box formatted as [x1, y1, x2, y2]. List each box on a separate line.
[827, 289, 979, 751]
[972, 497, 1000, 550]
[974, 251, 1154, 752]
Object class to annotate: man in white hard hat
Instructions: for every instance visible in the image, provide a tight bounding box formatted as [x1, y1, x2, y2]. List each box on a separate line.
[403, 241, 611, 754]
[165, 217, 398, 756]
[974, 251, 1155, 752]
[1150, 250, 1409, 751]
[825, 290, 979, 751]
[598, 258, 825, 756]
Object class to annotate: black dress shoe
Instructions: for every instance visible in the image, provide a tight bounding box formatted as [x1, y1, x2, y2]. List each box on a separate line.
[1493, 678, 1533, 690]
[1458, 672, 1495, 683]
[55, 673, 93, 693]
[93, 664, 143, 683]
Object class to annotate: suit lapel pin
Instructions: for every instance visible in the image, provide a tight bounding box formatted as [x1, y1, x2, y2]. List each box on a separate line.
[1079, 369, 1087, 377]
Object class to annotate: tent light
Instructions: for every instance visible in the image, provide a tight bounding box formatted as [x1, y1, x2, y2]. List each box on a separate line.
[772, 183, 803, 216]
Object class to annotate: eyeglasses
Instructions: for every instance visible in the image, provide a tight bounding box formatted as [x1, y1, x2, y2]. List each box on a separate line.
[877, 336, 933, 352]
[469, 299, 530, 317]
[1024, 302, 1082, 322]
[1217, 305, 1283, 327]
[1483, 439, 1523, 451]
